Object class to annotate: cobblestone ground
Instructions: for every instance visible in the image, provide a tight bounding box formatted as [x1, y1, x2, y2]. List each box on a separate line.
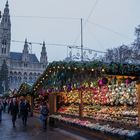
[0, 113, 88, 140]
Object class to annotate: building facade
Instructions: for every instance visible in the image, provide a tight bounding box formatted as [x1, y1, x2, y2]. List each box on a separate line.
[0, 1, 48, 91]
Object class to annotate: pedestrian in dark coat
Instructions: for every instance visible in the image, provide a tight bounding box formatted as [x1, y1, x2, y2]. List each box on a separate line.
[0, 100, 3, 122]
[9, 98, 19, 127]
[3, 99, 7, 112]
[40, 101, 49, 130]
[19, 98, 30, 126]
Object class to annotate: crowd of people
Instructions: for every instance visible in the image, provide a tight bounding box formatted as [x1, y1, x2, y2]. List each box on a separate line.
[0, 97, 49, 131]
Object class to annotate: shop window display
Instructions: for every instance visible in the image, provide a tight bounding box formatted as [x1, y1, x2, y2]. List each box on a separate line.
[34, 94, 48, 114]
[57, 77, 138, 127]
[57, 91, 79, 116]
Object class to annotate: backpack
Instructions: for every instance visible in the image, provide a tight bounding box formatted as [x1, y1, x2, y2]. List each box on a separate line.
[41, 106, 49, 116]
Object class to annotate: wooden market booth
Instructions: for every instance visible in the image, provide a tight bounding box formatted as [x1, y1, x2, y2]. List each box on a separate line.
[31, 61, 140, 139]
[30, 73, 50, 115]
[17, 82, 34, 116]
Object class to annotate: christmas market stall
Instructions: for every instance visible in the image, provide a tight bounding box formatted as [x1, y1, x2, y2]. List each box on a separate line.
[31, 73, 49, 115]
[32, 61, 140, 140]
[17, 82, 32, 100]
[0, 89, 13, 99]
[17, 82, 33, 116]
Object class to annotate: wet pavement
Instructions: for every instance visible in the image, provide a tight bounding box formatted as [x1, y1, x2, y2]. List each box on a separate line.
[0, 113, 88, 140]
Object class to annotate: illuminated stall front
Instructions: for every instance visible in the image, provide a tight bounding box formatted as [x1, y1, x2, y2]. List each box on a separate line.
[32, 61, 140, 139]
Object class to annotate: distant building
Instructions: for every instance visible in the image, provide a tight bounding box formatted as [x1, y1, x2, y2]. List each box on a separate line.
[0, 1, 48, 91]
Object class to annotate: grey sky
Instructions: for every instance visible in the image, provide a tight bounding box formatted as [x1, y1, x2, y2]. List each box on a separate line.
[0, 0, 140, 62]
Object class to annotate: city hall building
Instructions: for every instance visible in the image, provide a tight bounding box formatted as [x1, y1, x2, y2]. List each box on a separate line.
[0, 1, 48, 91]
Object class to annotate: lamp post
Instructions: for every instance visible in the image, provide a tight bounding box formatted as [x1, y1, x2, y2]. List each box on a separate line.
[81, 18, 84, 62]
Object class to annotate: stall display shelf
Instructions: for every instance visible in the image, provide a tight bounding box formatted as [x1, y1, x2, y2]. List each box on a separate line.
[58, 104, 138, 126]
[49, 114, 140, 140]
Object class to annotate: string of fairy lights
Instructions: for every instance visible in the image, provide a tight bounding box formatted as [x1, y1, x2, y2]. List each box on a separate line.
[30, 61, 140, 94]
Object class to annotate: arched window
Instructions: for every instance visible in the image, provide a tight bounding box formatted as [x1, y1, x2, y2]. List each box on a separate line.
[18, 77, 22, 83]
[24, 63, 27, 67]
[5, 18, 7, 22]
[2, 39, 7, 54]
[24, 72, 27, 76]
[29, 72, 32, 76]
[14, 76, 17, 84]
[10, 71, 13, 76]
[23, 77, 27, 82]
[29, 76, 32, 83]
[9, 76, 13, 84]
[18, 72, 22, 76]
[14, 71, 17, 76]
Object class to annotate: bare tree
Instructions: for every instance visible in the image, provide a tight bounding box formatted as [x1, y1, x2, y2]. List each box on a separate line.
[104, 25, 140, 64]
[105, 49, 114, 62]
[131, 25, 140, 63]
[105, 45, 130, 63]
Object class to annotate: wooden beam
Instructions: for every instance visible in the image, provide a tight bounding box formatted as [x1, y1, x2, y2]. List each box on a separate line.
[49, 94, 56, 114]
[79, 91, 83, 118]
[137, 80, 140, 127]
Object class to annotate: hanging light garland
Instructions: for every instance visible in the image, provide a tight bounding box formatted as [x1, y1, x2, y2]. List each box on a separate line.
[31, 61, 140, 95]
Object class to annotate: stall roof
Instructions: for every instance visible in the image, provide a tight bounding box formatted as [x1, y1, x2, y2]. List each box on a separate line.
[31, 61, 140, 93]
[17, 82, 33, 96]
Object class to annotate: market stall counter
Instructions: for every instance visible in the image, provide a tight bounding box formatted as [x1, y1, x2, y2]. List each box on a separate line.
[49, 114, 140, 140]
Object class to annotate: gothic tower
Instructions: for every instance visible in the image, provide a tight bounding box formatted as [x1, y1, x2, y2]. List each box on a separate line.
[0, 1, 11, 66]
[22, 38, 29, 67]
[40, 41, 48, 68]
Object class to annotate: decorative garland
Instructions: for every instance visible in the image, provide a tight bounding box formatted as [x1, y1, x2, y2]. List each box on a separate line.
[31, 61, 140, 94]
[17, 82, 32, 96]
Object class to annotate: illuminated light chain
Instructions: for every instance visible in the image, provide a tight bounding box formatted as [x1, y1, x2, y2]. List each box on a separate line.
[102, 69, 105, 72]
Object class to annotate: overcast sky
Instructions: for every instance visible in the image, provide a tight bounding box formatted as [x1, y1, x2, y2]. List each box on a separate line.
[0, 0, 140, 62]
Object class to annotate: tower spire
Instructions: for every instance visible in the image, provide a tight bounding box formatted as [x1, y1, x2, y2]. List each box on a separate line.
[4, 0, 9, 14]
[23, 38, 29, 52]
[40, 41, 48, 68]
[22, 38, 29, 62]
[0, 0, 11, 60]
[6, 0, 9, 7]
[25, 38, 27, 44]
[1, 0, 11, 26]
[43, 41, 45, 46]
